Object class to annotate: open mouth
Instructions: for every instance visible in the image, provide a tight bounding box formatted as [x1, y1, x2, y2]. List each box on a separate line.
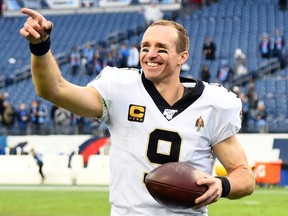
[147, 62, 160, 67]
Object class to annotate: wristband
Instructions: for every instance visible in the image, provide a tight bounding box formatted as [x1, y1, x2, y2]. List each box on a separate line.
[29, 37, 51, 56]
[215, 176, 231, 197]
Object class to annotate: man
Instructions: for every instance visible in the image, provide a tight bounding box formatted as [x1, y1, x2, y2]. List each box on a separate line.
[30, 148, 45, 184]
[9, 141, 28, 155]
[127, 43, 140, 68]
[143, 2, 164, 26]
[202, 36, 216, 60]
[20, 8, 255, 215]
[270, 29, 286, 68]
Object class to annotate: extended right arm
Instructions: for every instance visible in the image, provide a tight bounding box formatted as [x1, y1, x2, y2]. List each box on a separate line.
[19, 8, 103, 118]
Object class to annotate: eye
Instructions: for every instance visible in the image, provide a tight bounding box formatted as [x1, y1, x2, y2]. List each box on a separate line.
[158, 49, 168, 54]
[141, 48, 149, 53]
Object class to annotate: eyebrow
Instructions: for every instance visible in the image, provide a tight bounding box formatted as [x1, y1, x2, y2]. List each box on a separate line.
[141, 41, 168, 49]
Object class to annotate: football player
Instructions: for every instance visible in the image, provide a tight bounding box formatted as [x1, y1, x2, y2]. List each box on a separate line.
[20, 8, 255, 215]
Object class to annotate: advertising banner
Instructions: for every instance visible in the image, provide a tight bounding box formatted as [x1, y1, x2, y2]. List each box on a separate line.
[46, 0, 80, 9]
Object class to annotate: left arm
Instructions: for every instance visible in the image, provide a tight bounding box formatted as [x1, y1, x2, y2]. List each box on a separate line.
[213, 135, 255, 199]
[193, 135, 255, 209]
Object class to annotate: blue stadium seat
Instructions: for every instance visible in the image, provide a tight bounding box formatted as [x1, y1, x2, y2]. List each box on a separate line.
[1, 0, 287, 133]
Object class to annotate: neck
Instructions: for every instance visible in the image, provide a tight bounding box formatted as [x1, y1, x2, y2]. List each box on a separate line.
[156, 82, 185, 106]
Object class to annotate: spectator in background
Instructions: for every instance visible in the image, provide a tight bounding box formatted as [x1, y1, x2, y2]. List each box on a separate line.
[29, 100, 48, 135]
[255, 101, 268, 133]
[3, 92, 10, 102]
[143, 1, 164, 26]
[1, 101, 16, 134]
[81, 42, 94, 75]
[105, 50, 119, 67]
[246, 83, 259, 120]
[232, 86, 249, 132]
[259, 32, 271, 59]
[9, 141, 28, 155]
[127, 44, 140, 68]
[239, 92, 250, 132]
[30, 148, 45, 184]
[232, 86, 241, 97]
[180, 0, 207, 17]
[217, 59, 233, 89]
[233, 48, 248, 78]
[271, 29, 285, 58]
[108, 46, 121, 67]
[16, 102, 30, 135]
[70, 46, 81, 75]
[118, 43, 129, 68]
[270, 28, 286, 67]
[53, 106, 72, 134]
[92, 48, 104, 74]
[202, 36, 216, 60]
[95, 46, 106, 72]
[200, 64, 211, 83]
[81, 0, 93, 7]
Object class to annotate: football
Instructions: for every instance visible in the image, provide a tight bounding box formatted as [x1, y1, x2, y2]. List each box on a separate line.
[144, 162, 208, 210]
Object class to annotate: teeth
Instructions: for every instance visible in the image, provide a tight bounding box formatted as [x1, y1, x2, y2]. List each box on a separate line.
[147, 62, 158, 66]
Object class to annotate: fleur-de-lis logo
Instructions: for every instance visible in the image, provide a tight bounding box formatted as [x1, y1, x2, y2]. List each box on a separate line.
[195, 116, 204, 131]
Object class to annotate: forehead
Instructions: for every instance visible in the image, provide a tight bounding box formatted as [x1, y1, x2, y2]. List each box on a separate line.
[141, 25, 178, 48]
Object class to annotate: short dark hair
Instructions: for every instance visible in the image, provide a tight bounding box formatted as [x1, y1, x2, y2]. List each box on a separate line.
[149, 20, 190, 53]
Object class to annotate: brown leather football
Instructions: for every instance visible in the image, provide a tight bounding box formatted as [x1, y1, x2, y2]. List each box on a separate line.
[145, 162, 208, 209]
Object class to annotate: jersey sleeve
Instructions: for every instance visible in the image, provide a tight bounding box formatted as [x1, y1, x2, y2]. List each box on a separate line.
[205, 83, 242, 146]
[87, 66, 140, 123]
[87, 66, 114, 98]
[87, 66, 115, 123]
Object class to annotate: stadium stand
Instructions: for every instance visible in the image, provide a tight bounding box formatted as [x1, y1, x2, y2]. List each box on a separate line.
[0, 0, 287, 134]
[0, 0, 287, 187]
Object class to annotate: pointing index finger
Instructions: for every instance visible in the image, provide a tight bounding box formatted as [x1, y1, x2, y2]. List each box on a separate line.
[21, 8, 45, 22]
[21, 8, 52, 32]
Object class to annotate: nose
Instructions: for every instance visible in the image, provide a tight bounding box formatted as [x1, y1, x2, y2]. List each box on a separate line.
[146, 49, 158, 58]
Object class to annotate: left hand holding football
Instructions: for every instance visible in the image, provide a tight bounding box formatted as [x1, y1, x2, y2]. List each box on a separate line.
[193, 175, 223, 209]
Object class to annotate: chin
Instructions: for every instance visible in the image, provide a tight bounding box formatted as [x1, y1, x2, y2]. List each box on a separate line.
[143, 70, 158, 78]
[144, 73, 162, 83]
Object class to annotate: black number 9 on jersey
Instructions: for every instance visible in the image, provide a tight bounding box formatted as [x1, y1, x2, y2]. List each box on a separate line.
[147, 129, 181, 164]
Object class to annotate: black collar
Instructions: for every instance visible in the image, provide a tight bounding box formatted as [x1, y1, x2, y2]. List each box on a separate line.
[141, 73, 205, 120]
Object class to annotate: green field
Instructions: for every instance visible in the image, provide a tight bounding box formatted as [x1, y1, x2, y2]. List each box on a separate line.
[0, 186, 287, 216]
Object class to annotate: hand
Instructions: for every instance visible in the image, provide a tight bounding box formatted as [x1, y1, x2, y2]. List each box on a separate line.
[193, 175, 223, 209]
[19, 8, 53, 44]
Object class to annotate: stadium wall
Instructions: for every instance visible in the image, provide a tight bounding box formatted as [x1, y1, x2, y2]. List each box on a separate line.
[0, 134, 287, 186]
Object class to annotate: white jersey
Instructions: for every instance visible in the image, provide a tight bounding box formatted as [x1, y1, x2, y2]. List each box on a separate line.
[88, 66, 242, 216]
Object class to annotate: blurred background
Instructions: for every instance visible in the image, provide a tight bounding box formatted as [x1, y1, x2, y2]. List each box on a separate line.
[0, 0, 287, 187]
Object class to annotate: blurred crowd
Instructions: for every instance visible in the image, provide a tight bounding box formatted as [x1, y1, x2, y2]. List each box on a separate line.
[69, 42, 140, 76]
[1, 28, 275, 135]
[198, 28, 285, 133]
[0, 91, 109, 136]
[1, 0, 285, 135]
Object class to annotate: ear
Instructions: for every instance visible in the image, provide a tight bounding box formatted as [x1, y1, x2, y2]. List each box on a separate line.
[178, 51, 189, 65]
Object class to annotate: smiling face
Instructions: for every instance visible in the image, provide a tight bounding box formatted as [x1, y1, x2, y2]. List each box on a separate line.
[140, 22, 189, 84]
